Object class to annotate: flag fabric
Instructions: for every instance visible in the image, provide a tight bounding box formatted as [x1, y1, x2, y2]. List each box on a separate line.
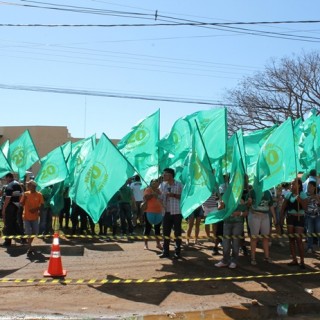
[61, 141, 72, 162]
[257, 117, 297, 192]
[315, 115, 320, 174]
[8, 130, 40, 180]
[298, 110, 318, 171]
[205, 137, 245, 224]
[158, 117, 191, 182]
[49, 181, 65, 216]
[293, 118, 304, 173]
[117, 109, 160, 185]
[184, 108, 227, 161]
[66, 135, 96, 192]
[180, 128, 216, 219]
[71, 133, 135, 223]
[243, 125, 277, 184]
[1, 140, 10, 158]
[35, 146, 68, 189]
[0, 147, 12, 178]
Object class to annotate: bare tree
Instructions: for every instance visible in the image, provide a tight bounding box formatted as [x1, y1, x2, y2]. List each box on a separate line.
[226, 51, 320, 134]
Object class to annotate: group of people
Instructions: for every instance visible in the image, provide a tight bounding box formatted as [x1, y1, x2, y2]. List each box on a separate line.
[214, 170, 320, 270]
[1, 168, 320, 267]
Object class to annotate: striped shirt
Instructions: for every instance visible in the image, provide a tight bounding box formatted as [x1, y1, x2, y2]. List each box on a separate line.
[159, 181, 183, 215]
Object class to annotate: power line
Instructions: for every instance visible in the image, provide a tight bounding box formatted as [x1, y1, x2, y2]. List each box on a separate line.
[2, 20, 320, 27]
[0, 83, 234, 106]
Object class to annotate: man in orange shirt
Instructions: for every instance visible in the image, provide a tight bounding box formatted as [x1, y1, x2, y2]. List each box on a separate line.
[20, 180, 44, 255]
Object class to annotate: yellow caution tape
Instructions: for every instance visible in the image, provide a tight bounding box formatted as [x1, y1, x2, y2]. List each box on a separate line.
[0, 271, 319, 285]
[1, 233, 320, 241]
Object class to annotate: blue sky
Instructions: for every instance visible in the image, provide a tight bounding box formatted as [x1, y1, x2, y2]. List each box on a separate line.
[1, 0, 320, 140]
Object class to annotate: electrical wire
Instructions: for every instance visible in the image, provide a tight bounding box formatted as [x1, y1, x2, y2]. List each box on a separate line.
[0, 83, 234, 106]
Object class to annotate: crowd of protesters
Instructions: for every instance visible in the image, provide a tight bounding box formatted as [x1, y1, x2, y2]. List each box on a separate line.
[1, 169, 320, 266]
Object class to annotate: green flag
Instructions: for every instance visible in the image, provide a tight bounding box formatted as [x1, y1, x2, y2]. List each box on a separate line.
[184, 108, 227, 161]
[298, 110, 318, 171]
[180, 128, 216, 219]
[293, 118, 304, 173]
[35, 146, 68, 189]
[243, 125, 277, 184]
[158, 117, 191, 182]
[1, 140, 9, 158]
[50, 181, 65, 216]
[205, 137, 245, 224]
[117, 110, 160, 185]
[257, 117, 297, 191]
[66, 135, 96, 191]
[8, 130, 40, 180]
[72, 133, 135, 223]
[61, 141, 72, 162]
[0, 147, 12, 178]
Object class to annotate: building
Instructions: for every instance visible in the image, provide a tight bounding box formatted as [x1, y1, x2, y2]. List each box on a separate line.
[0, 126, 119, 176]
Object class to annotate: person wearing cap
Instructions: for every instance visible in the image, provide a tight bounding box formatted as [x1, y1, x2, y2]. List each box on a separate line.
[20, 180, 44, 255]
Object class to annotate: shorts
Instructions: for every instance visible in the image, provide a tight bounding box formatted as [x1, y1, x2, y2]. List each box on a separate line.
[189, 207, 204, 219]
[24, 220, 39, 236]
[286, 215, 305, 228]
[248, 212, 270, 236]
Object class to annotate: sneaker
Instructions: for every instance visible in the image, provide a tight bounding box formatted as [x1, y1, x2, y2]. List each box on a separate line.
[251, 259, 257, 266]
[264, 257, 272, 263]
[229, 262, 237, 269]
[215, 261, 228, 268]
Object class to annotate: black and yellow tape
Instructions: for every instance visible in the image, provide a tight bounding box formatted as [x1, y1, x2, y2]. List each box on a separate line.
[0, 271, 319, 285]
[1, 233, 320, 241]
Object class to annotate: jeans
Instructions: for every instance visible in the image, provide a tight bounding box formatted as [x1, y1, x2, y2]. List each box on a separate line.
[119, 203, 133, 234]
[162, 213, 182, 255]
[222, 222, 244, 264]
[306, 215, 320, 249]
[39, 207, 53, 235]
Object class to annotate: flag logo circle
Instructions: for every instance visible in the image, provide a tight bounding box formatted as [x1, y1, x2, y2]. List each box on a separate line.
[125, 126, 150, 150]
[39, 163, 59, 182]
[84, 162, 109, 195]
[12, 146, 26, 168]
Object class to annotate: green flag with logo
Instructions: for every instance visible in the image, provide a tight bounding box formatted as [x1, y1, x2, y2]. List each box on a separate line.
[35, 146, 68, 189]
[205, 137, 245, 224]
[257, 117, 297, 192]
[117, 109, 159, 185]
[8, 130, 40, 180]
[180, 128, 216, 219]
[243, 125, 277, 184]
[72, 133, 135, 223]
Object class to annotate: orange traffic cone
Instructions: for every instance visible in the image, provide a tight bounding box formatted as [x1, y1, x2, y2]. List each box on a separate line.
[44, 232, 67, 277]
